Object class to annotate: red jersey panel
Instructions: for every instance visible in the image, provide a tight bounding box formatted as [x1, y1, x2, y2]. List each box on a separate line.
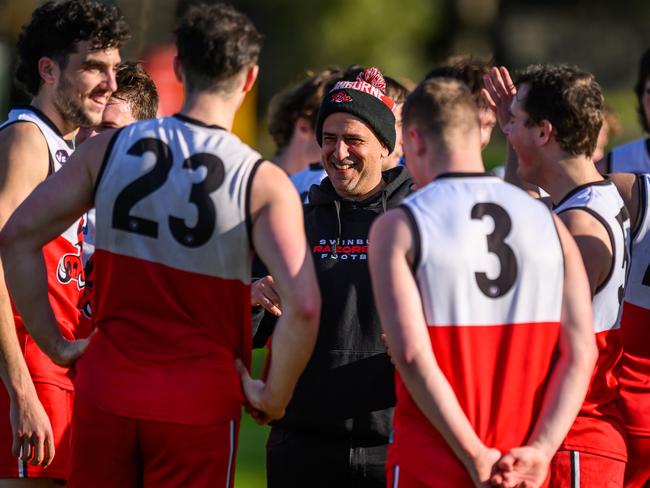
[559, 328, 626, 460]
[619, 302, 650, 436]
[74, 250, 251, 424]
[389, 323, 559, 487]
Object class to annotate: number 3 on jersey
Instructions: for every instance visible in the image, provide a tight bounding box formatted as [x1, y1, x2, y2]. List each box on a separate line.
[112, 138, 225, 247]
[471, 202, 518, 298]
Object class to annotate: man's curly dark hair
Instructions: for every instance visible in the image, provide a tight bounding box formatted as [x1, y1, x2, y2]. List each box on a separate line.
[516, 64, 604, 158]
[114, 62, 159, 121]
[16, 0, 130, 96]
[175, 3, 262, 94]
[634, 48, 650, 134]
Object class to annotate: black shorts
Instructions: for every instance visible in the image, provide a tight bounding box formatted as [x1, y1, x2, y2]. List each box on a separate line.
[266, 426, 386, 488]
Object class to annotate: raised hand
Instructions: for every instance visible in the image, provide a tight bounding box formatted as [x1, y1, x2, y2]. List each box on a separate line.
[482, 66, 517, 132]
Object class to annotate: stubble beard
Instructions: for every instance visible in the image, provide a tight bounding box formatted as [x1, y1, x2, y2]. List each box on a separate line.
[52, 75, 97, 129]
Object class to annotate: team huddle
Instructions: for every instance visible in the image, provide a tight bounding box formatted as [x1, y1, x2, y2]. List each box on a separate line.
[0, 1, 648, 487]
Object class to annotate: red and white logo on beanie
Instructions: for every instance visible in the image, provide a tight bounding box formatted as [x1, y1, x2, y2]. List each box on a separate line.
[330, 91, 353, 103]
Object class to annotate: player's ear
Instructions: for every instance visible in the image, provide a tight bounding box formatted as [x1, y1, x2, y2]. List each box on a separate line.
[38, 57, 58, 86]
[536, 120, 553, 146]
[407, 125, 426, 157]
[242, 64, 259, 94]
[295, 117, 314, 138]
[172, 56, 183, 83]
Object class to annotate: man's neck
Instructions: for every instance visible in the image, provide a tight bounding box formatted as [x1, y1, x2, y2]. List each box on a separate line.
[180, 91, 241, 131]
[427, 147, 485, 183]
[541, 154, 604, 205]
[30, 93, 78, 141]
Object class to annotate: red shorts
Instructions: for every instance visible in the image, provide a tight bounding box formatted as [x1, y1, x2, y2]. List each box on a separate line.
[68, 396, 239, 488]
[550, 450, 625, 487]
[623, 434, 650, 488]
[0, 382, 73, 480]
[386, 464, 436, 488]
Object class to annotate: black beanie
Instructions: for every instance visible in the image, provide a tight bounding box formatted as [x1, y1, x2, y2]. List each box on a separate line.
[316, 67, 397, 154]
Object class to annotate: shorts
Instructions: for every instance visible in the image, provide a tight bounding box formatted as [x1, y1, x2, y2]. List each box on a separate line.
[266, 425, 386, 488]
[386, 464, 432, 488]
[623, 434, 650, 488]
[0, 381, 74, 481]
[550, 450, 625, 487]
[68, 396, 239, 488]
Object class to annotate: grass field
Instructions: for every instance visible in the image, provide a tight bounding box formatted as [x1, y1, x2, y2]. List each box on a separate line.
[234, 349, 270, 488]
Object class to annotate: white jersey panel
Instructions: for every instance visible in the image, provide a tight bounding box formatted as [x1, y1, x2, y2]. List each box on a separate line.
[404, 175, 563, 327]
[0, 107, 79, 245]
[609, 138, 650, 174]
[94, 116, 261, 282]
[624, 174, 650, 309]
[554, 180, 630, 333]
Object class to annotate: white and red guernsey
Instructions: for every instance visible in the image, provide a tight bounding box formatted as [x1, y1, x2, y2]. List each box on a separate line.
[0, 107, 85, 390]
[553, 179, 630, 462]
[389, 173, 564, 487]
[618, 174, 650, 437]
[74, 114, 261, 425]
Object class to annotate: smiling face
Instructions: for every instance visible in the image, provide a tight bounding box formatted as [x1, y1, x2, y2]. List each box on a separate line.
[321, 112, 386, 200]
[52, 41, 121, 129]
[505, 83, 543, 184]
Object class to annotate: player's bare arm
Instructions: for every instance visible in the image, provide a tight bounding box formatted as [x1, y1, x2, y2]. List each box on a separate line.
[609, 172, 641, 233]
[238, 161, 320, 424]
[495, 215, 596, 488]
[0, 123, 54, 468]
[558, 208, 614, 297]
[369, 209, 501, 487]
[0, 131, 114, 369]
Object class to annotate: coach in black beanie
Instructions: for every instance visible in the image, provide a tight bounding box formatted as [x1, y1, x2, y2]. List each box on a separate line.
[316, 67, 397, 154]
[258, 65, 413, 488]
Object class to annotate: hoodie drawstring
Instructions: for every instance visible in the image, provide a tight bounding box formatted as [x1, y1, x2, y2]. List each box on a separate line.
[332, 199, 342, 258]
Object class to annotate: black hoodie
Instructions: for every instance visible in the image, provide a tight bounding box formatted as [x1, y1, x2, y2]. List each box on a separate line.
[257, 166, 413, 446]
